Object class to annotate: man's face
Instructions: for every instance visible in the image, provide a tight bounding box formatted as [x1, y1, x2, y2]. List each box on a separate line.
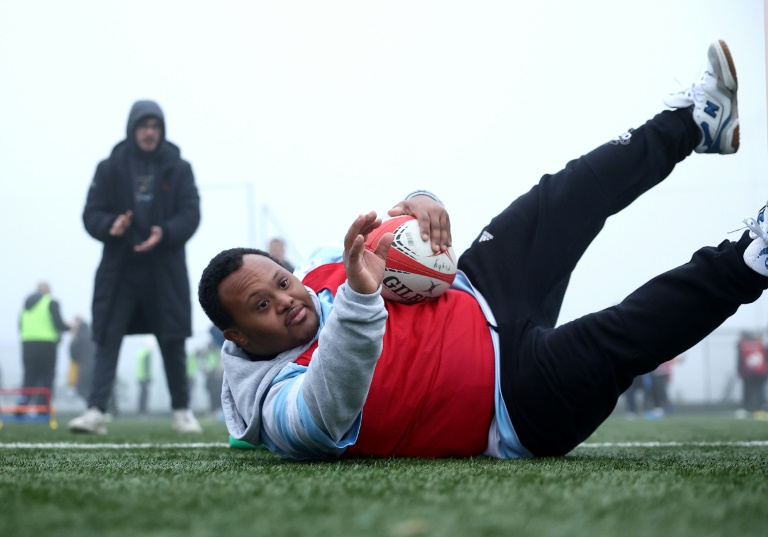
[220, 254, 319, 355]
[134, 117, 162, 152]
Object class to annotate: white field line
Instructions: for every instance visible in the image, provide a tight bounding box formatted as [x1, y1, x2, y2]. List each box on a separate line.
[0, 442, 230, 449]
[0, 441, 766, 449]
[577, 441, 768, 448]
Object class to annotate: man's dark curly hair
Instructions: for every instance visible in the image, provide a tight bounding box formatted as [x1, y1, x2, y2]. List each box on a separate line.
[197, 247, 282, 331]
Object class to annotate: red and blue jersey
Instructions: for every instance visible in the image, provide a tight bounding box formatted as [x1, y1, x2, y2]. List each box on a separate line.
[299, 263, 495, 457]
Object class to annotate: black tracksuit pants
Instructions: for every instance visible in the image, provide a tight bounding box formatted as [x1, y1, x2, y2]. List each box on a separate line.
[21, 341, 57, 405]
[88, 263, 190, 413]
[458, 109, 768, 456]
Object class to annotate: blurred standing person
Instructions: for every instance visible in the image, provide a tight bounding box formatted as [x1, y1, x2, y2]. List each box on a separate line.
[18, 281, 70, 407]
[206, 326, 225, 418]
[135, 342, 153, 415]
[622, 374, 650, 419]
[268, 237, 295, 273]
[69, 100, 202, 435]
[736, 331, 767, 415]
[186, 349, 199, 408]
[68, 316, 96, 405]
[646, 357, 681, 418]
[203, 340, 224, 417]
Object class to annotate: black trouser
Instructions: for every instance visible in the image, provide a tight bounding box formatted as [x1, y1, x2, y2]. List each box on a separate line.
[458, 109, 768, 456]
[21, 341, 57, 405]
[88, 266, 189, 413]
[742, 376, 767, 412]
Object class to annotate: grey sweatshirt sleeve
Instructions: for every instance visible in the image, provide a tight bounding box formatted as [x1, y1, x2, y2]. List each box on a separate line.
[300, 282, 388, 442]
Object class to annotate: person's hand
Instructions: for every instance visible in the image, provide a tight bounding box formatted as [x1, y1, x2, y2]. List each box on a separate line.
[344, 211, 393, 295]
[388, 195, 451, 253]
[110, 210, 133, 236]
[134, 226, 163, 252]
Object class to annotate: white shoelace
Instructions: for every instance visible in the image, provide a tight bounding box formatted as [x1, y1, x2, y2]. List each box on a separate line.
[691, 68, 717, 106]
[744, 208, 768, 242]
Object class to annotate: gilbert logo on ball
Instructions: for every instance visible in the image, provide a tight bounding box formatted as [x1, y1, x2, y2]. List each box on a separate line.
[365, 215, 457, 304]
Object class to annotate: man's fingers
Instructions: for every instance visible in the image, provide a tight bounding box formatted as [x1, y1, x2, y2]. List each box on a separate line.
[133, 228, 162, 252]
[434, 213, 451, 252]
[345, 211, 380, 249]
[344, 214, 366, 250]
[348, 234, 365, 260]
[109, 211, 134, 237]
[387, 202, 407, 217]
[134, 238, 155, 252]
[372, 232, 393, 260]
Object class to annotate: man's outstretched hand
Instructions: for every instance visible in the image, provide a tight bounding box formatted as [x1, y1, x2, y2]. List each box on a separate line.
[344, 211, 393, 295]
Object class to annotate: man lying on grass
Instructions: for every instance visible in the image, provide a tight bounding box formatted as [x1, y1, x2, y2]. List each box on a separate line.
[198, 40, 766, 460]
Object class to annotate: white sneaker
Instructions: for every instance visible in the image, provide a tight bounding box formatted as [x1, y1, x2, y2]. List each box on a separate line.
[664, 40, 739, 154]
[68, 407, 107, 435]
[172, 409, 203, 433]
[743, 204, 768, 276]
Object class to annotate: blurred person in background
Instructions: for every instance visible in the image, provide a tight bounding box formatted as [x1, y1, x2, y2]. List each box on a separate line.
[646, 356, 683, 418]
[622, 374, 650, 419]
[269, 237, 295, 273]
[135, 341, 153, 415]
[206, 326, 225, 419]
[18, 281, 70, 408]
[68, 316, 96, 405]
[202, 338, 224, 418]
[68, 100, 202, 435]
[186, 348, 199, 408]
[735, 331, 767, 417]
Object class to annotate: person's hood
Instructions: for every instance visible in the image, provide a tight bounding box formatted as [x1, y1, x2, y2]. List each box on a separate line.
[126, 100, 166, 154]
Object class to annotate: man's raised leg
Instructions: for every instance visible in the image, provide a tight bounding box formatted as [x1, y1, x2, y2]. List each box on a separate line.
[459, 40, 739, 329]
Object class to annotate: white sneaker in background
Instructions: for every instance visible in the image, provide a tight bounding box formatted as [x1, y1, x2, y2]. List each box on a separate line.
[68, 407, 108, 435]
[172, 409, 203, 433]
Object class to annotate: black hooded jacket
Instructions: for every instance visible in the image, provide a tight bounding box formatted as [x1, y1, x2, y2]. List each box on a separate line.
[83, 100, 200, 343]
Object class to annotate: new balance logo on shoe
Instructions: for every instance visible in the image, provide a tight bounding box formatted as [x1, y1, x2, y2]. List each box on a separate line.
[479, 231, 493, 242]
[700, 114, 733, 154]
[703, 100, 720, 118]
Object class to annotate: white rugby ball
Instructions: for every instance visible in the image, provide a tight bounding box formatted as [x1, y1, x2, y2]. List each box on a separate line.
[365, 215, 457, 304]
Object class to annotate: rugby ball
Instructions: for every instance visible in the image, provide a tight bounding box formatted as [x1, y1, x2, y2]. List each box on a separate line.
[365, 215, 457, 304]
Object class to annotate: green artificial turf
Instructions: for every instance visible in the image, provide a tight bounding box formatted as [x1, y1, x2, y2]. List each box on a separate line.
[1, 415, 767, 537]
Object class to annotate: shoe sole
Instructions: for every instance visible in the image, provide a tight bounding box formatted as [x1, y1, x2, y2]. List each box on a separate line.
[714, 40, 739, 153]
[714, 40, 738, 91]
